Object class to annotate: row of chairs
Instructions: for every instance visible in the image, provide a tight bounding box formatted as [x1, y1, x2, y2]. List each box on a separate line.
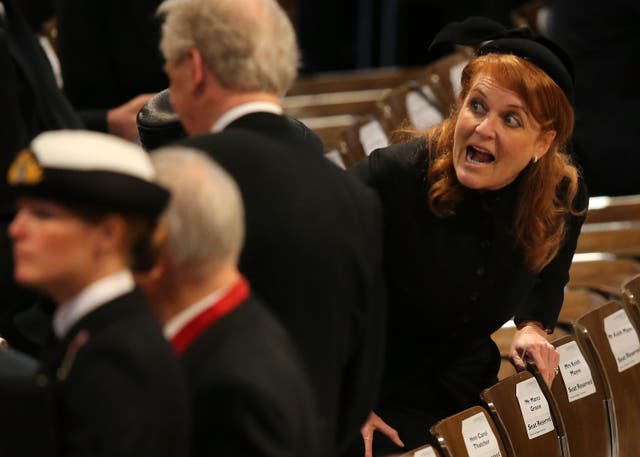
[283, 50, 471, 167]
[284, 0, 550, 168]
[396, 275, 640, 457]
[331, 52, 469, 168]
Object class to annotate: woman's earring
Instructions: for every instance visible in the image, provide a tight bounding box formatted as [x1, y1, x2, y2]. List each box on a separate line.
[533, 155, 539, 164]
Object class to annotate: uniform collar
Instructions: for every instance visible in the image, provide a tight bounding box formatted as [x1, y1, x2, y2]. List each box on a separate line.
[53, 270, 134, 339]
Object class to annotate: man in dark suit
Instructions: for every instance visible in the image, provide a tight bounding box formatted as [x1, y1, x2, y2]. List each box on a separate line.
[138, 148, 320, 457]
[157, 0, 386, 455]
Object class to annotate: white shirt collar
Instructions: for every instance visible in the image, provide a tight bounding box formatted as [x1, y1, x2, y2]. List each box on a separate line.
[163, 285, 232, 340]
[211, 101, 283, 133]
[53, 270, 135, 338]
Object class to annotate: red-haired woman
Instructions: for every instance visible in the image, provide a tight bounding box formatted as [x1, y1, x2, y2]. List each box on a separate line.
[352, 18, 587, 455]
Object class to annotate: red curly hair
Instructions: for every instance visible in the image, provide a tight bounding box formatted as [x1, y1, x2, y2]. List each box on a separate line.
[425, 53, 582, 272]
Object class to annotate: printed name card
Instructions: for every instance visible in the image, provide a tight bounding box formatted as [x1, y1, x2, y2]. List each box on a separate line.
[557, 341, 596, 402]
[604, 309, 640, 372]
[324, 149, 346, 169]
[461, 412, 502, 457]
[406, 86, 443, 130]
[359, 120, 389, 156]
[449, 60, 468, 99]
[413, 446, 437, 457]
[515, 377, 555, 439]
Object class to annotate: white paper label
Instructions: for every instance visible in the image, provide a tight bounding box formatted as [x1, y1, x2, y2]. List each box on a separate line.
[461, 412, 503, 457]
[449, 60, 468, 99]
[324, 149, 346, 169]
[557, 341, 596, 402]
[358, 120, 389, 156]
[604, 309, 640, 372]
[406, 86, 443, 130]
[414, 446, 437, 457]
[515, 377, 555, 439]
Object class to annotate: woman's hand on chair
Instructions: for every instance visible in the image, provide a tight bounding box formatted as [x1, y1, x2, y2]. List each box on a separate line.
[360, 411, 405, 457]
[509, 320, 560, 387]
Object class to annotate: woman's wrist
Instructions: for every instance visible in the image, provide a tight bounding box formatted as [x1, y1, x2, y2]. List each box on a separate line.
[515, 320, 545, 331]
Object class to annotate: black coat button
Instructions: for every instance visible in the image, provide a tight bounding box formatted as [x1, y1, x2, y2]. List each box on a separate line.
[476, 266, 485, 277]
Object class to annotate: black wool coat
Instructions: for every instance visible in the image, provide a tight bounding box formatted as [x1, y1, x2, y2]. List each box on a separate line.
[179, 112, 386, 456]
[180, 295, 320, 457]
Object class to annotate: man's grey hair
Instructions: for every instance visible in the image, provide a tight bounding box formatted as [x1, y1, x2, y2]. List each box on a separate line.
[151, 147, 245, 279]
[158, 0, 299, 95]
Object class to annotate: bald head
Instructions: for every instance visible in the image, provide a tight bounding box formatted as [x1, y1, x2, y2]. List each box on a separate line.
[158, 0, 299, 96]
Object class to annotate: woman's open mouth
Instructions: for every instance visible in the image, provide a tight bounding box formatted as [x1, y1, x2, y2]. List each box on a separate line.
[466, 145, 495, 164]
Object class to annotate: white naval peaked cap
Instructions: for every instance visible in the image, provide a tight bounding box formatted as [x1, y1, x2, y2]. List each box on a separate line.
[7, 130, 170, 220]
[31, 130, 156, 179]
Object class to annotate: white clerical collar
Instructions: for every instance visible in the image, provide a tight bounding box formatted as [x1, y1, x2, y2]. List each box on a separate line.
[163, 285, 232, 340]
[210, 101, 283, 133]
[53, 270, 135, 338]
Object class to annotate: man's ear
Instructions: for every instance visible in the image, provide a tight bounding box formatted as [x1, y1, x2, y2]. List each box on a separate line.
[186, 48, 207, 95]
[535, 129, 557, 160]
[136, 251, 169, 288]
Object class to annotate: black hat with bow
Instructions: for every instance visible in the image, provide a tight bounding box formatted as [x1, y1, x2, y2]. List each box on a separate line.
[429, 17, 574, 102]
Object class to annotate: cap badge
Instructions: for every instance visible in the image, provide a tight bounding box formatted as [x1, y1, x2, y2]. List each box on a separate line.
[7, 149, 44, 185]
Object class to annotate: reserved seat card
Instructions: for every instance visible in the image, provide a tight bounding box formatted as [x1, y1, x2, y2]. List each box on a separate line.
[359, 120, 388, 156]
[557, 341, 597, 402]
[461, 411, 502, 457]
[413, 446, 437, 457]
[515, 377, 555, 439]
[603, 308, 640, 372]
[406, 86, 443, 130]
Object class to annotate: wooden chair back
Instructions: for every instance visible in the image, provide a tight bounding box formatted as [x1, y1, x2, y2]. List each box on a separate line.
[568, 258, 640, 298]
[558, 288, 607, 327]
[575, 221, 640, 257]
[430, 405, 508, 457]
[621, 274, 640, 326]
[422, 52, 470, 111]
[480, 371, 564, 457]
[337, 114, 389, 167]
[395, 443, 442, 457]
[585, 195, 640, 224]
[377, 81, 445, 133]
[548, 335, 613, 457]
[574, 300, 640, 457]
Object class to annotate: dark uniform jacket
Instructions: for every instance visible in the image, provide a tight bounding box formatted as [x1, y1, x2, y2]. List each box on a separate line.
[38, 290, 190, 457]
[179, 112, 386, 456]
[351, 139, 587, 449]
[174, 279, 319, 457]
